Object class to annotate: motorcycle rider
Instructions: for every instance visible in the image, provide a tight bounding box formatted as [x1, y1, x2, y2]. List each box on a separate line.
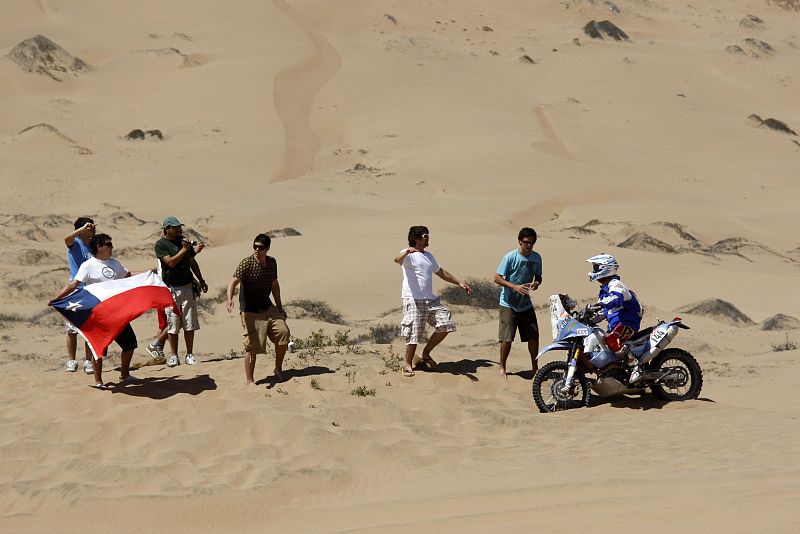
[586, 254, 645, 383]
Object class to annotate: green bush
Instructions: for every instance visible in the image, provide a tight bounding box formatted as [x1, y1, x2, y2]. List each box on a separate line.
[287, 299, 345, 324]
[772, 335, 797, 352]
[293, 329, 332, 350]
[440, 278, 499, 309]
[359, 323, 399, 344]
[351, 385, 375, 397]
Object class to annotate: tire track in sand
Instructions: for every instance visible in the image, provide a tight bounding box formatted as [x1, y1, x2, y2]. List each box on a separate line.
[531, 104, 573, 160]
[271, 0, 342, 182]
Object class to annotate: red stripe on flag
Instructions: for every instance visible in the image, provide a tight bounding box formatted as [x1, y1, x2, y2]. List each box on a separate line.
[78, 285, 177, 359]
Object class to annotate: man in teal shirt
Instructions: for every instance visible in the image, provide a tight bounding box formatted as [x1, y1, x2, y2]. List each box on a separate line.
[493, 227, 543, 378]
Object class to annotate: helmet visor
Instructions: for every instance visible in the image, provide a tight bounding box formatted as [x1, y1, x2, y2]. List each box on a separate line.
[592, 263, 603, 273]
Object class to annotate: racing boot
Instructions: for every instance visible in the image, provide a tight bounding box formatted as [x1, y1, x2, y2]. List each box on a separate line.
[627, 355, 643, 385]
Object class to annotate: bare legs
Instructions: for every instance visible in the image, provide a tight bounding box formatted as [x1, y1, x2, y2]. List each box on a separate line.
[274, 344, 286, 379]
[167, 330, 195, 356]
[244, 344, 288, 385]
[90, 349, 135, 385]
[404, 331, 449, 376]
[499, 341, 512, 377]
[67, 332, 91, 363]
[120, 349, 134, 380]
[499, 339, 539, 378]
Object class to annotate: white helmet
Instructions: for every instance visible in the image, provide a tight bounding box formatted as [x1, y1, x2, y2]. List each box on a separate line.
[586, 253, 618, 282]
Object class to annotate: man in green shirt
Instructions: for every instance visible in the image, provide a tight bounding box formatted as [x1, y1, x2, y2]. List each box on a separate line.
[155, 216, 207, 367]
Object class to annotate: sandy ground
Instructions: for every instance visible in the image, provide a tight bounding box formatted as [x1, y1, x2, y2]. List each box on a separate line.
[1, 0, 799, 532]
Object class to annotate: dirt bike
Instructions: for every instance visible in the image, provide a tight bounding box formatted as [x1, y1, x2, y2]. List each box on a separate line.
[532, 294, 703, 413]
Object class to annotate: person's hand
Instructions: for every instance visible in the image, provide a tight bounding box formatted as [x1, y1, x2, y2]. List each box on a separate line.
[83, 222, 95, 232]
[47, 299, 54, 306]
[180, 239, 192, 251]
[194, 242, 205, 253]
[150, 268, 157, 274]
[531, 280, 541, 291]
[277, 305, 287, 319]
[460, 282, 472, 295]
[199, 280, 208, 293]
[513, 283, 529, 295]
[405, 247, 418, 254]
[226, 300, 233, 314]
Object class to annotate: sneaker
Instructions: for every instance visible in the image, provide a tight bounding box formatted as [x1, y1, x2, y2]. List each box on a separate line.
[629, 361, 643, 384]
[146, 341, 165, 360]
[66, 360, 78, 372]
[166, 355, 180, 367]
[84, 360, 94, 374]
[185, 354, 197, 365]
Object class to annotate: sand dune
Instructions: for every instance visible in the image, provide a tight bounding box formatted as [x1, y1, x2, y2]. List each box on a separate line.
[1, 1, 799, 532]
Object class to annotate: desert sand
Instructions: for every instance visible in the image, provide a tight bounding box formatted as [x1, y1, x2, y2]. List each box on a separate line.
[1, 0, 799, 532]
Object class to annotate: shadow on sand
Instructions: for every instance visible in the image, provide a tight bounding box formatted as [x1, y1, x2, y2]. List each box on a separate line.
[258, 365, 335, 388]
[417, 358, 494, 382]
[593, 393, 715, 411]
[507, 369, 535, 380]
[109, 374, 217, 399]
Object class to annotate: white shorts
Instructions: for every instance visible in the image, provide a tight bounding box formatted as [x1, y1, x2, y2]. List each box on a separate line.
[400, 298, 456, 345]
[166, 284, 200, 334]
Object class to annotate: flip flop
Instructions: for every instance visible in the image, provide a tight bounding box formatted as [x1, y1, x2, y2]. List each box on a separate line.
[402, 368, 415, 377]
[89, 383, 108, 390]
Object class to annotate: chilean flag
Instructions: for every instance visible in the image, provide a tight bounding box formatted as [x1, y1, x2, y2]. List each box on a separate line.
[50, 271, 178, 360]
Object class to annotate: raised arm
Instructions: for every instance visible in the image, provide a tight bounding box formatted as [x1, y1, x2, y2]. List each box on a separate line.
[64, 222, 93, 247]
[160, 239, 192, 269]
[393, 247, 417, 265]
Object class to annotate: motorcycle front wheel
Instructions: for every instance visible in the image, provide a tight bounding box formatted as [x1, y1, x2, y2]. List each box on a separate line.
[649, 348, 703, 401]
[532, 360, 591, 413]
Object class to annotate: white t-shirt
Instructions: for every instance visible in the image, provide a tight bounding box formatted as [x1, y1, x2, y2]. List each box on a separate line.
[73, 257, 129, 285]
[401, 250, 440, 299]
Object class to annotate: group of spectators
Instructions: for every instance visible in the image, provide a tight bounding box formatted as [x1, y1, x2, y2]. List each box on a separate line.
[54, 216, 292, 388]
[54, 217, 545, 388]
[395, 225, 542, 378]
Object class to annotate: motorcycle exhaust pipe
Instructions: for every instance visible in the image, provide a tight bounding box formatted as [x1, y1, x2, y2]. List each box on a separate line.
[641, 324, 680, 364]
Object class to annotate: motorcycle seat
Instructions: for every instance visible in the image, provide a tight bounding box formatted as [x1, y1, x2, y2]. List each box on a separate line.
[628, 327, 653, 343]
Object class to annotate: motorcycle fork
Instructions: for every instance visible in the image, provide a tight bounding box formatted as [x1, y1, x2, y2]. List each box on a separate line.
[562, 341, 582, 392]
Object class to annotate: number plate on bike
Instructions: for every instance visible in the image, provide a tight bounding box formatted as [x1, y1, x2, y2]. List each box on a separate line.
[651, 328, 667, 344]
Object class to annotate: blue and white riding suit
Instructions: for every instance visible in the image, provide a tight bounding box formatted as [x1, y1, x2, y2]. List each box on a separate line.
[597, 276, 643, 333]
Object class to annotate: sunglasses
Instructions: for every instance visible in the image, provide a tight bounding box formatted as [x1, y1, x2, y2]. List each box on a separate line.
[420, 234, 429, 239]
[101, 242, 113, 248]
[520, 240, 535, 246]
[253, 244, 267, 251]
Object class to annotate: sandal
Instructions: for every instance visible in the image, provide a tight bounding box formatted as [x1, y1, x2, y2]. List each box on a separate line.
[402, 368, 415, 377]
[420, 355, 437, 369]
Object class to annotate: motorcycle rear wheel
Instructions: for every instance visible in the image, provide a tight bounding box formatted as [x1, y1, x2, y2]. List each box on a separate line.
[649, 348, 703, 401]
[532, 360, 591, 413]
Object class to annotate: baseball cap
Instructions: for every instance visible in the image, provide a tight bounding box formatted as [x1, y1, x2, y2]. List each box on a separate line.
[162, 216, 184, 228]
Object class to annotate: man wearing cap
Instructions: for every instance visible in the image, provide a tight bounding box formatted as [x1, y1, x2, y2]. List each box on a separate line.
[155, 216, 207, 367]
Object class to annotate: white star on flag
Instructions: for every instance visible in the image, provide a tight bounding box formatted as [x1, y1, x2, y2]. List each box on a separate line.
[65, 301, 82, 312]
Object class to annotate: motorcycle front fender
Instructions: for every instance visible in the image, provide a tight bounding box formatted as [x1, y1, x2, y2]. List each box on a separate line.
[536, 341, 572, 360]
